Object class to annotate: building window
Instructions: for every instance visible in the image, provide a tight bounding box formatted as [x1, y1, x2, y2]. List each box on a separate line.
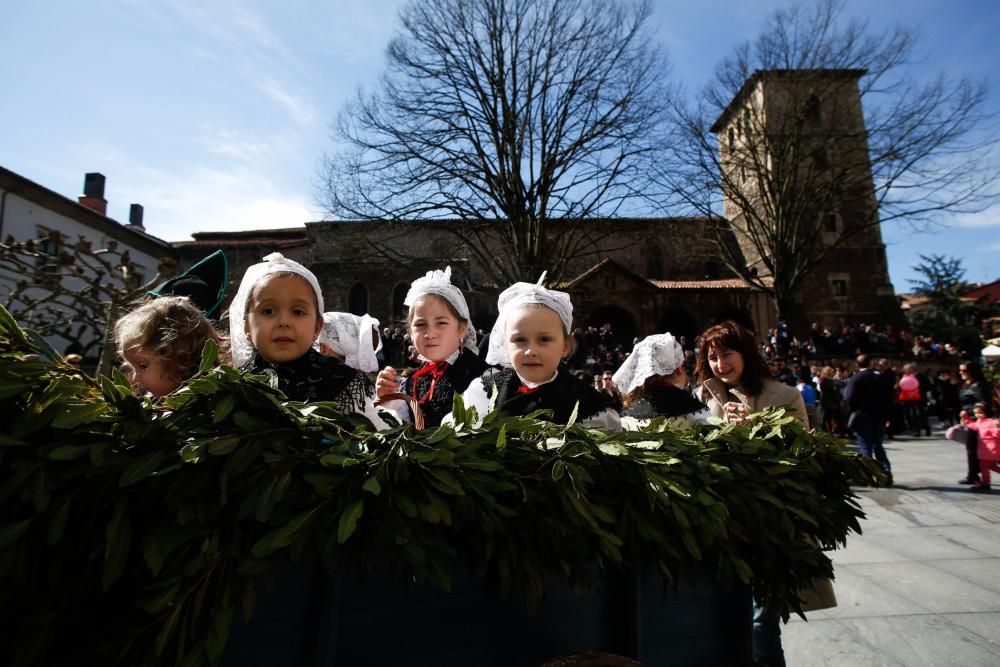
[603, 276, 617, 290]
[744, 109, 752, 140]
[645, 245, 665, 279]
[822, 213, 839, 233]
[391, 282, 410, 320]
[805, 95, 822, 124]
[813, 147, 830, 171]
[704, 261, 721, 280]
[830, 279, 848, 297]
[35, 229, 62, 285]
[727, 127, 735, 150]
[348, 282, 368, 316]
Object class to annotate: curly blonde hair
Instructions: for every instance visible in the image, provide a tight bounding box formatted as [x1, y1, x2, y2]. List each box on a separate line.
[114, 296, 226, 383]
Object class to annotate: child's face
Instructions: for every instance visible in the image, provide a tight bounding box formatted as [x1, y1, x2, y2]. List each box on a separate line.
[124, 349, 179, 397]
[505, 305, 569, 383]
[974, 405, 986, 419]
[409, 296, 468, 363]
[245, 275, 322, 363]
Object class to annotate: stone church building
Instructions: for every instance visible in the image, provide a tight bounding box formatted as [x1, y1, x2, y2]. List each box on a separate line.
[177, 69, 900, 348]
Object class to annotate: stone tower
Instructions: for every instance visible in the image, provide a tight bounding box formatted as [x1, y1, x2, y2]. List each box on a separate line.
[710, 69, 901, 329]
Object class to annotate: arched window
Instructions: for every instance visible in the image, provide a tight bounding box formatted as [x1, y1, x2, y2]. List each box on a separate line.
[391, 282, 410, 321]
[644, 244, 665, 279]
[348, 282, 368, 316]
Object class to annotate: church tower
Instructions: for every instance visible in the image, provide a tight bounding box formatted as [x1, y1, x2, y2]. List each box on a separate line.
[711, 69, 901, 329]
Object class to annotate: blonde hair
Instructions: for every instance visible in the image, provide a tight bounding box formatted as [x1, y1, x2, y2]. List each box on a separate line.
[115, 296, 226, 383]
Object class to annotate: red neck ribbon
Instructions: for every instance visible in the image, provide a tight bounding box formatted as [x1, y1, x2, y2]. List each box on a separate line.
[517, 384, 541, 395]
[411, 360, 449, 404]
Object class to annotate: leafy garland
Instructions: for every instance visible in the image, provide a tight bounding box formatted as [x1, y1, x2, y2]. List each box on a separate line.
[0, 305, 885, 666]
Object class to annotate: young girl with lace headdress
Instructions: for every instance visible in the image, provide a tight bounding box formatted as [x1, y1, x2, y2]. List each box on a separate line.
[375, 267, 489, 428]
[316, 312, 382, 373]
[612, 333, 708, 431]
[456, 277, 620, 431]
[229, 252, 388, 428]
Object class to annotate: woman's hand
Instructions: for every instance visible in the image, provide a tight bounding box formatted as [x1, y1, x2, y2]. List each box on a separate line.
[376, 366, 399, 399]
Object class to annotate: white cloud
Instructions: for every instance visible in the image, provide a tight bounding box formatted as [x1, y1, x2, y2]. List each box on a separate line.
[950, 207, 1000, 228]
[254, 76, 316, 126]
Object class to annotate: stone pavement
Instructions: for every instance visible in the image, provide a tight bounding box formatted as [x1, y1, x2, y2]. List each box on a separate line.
[783, 428, 1000, 666]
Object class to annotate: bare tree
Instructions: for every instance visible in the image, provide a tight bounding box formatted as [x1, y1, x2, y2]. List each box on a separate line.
[320, 0, 670, 284]
[659, 0, 999, 325]
[0, 232, 173, 376]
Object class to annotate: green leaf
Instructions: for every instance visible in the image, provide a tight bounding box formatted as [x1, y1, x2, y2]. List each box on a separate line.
[496, 424, 507, 453]
[212, 393, 237, 423]
[143, 531, 165, 576]
[362, 477, 382, 496]
[102, 499, 132, 590]
[119, 451, 167, 487]
[155, 603, 183, 657]
[51, 402, 107, 429]
[47, 500, 70, 546]
[207, 435, 241, 456]
[48, 444, 91, 460]
[0, 518, 32, 549]
[337, 500, 364, 544]
[199, 338, 219, 372]
[251, 506, 320, 558]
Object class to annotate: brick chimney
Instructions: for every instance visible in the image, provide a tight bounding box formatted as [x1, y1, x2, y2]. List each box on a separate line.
[78, 172, 107, 216]
[127, 203, 145, 231]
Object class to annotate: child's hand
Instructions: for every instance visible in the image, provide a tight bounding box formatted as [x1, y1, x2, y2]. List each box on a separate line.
[723, 401, 749, 424]
[376, 366, 400, 399]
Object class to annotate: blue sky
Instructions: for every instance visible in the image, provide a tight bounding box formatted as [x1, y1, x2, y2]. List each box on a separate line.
[2, 0, 998, 291]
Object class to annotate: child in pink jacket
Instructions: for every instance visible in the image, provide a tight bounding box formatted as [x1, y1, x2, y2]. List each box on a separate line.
[964, 403, 1000, 493]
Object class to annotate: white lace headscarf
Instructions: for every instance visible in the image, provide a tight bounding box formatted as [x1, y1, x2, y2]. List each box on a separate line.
[316, 312, 382, 373]
[612, 333, 685, 396]
[486, 274, 573, 367]
[228, 252, 324, 368]
[404, 266, 478, 354]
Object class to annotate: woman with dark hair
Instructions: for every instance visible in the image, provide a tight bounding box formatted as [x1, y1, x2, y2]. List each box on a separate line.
[958, 362, 994, 485]
[694, 320, 822, 667]
[694, 320, 808, 427]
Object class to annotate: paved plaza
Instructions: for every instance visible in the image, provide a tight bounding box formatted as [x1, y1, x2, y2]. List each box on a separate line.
[783, 428, 1000, 665]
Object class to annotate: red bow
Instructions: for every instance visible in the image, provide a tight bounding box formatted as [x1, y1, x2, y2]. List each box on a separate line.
[517, 384, 541, 396]
[411, 361, 449, 404]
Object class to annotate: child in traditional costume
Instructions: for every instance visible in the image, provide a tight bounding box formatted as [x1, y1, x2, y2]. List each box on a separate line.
[229, 253, 387, 427]
[317, 312, 381, 373]
[376, 267, 488, 427]
[457, 277, 620, 430]
[613, 333, 707, 430]
[115, 295, 225, 397]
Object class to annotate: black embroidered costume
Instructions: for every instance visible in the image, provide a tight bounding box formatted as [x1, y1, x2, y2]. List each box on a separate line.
[622, 384, 707, 420]
[479, 367, 616, 424]
[242, 348, 373, 412]
[400, 348, 489, 427]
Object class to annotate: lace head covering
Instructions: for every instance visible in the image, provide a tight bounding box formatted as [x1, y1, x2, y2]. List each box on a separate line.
[404, 266, 477, 353]
[485, 273, 573, 367]
[612, 333, 685, 396]
[229, 252, 324, 368]
[316, 312, 382, 373]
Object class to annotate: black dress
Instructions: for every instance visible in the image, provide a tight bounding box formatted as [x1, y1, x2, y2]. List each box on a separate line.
[478, 367, 616, 424]
[401, 348, 490, 428]
[622, 384, 707, 421]
[242, 348, 374, 412]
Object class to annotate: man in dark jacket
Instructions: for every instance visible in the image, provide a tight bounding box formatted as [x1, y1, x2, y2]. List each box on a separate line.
[844, 355, 894, 483]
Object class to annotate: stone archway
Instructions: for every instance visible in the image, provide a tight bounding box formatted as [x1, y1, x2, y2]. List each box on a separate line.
[656, 306, 699, 343]
[586, 305, 638, 350]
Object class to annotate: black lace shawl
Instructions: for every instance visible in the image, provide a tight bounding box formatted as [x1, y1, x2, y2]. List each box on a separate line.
[242, 348, 373, 412]
[479, 367, 616, 424]
[622, 384, 707, 420]
[401, 349, 490, 427]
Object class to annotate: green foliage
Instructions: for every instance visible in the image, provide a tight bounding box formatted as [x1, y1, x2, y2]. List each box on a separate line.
[907, 254, 994, 352]
[0, 304, 884, 666]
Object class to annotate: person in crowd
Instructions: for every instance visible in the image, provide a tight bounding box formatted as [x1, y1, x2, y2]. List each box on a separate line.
[962, 402, 1000, 493]
[115, 295, 225, 397]
[818, 366, 842, 434]
[935, 369, 961, 427]
[229, 252, 388, 427]
[599, 369, 624, 411]
[844, 355, 893, 482]
[898, 364, 924, 437]
[797, 375, 819, 429]
[375, 266, 489, 428]
[317, 312, 381, 373]
[693, 320, 822, 667]
[457, 277, 620, 430]
[614, 333, 707, 430]
[957, 362, 994, 485]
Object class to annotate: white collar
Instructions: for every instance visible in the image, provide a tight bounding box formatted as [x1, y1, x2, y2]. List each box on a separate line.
[418, 348, 462, 365]
[516, 369, 559, 389]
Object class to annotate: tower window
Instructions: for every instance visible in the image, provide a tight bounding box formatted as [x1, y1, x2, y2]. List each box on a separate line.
[830, 279, 848, 297]
[805, 95, 822, 124]
[823, 213, 838, 232]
